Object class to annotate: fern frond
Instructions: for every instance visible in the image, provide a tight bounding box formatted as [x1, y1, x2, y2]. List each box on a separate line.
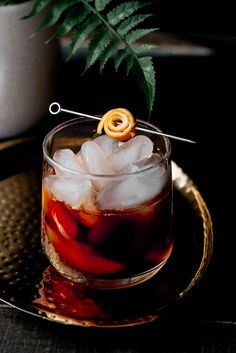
[34, 0, 79, 34]
[126, 28, 158, 45]
[114, 49, 129, 72]
[45, 5, 91, 43]
[22, 0, 52, 19]
[99, 38, 120, 73]
[133, 56, 156, 117]
[126, 54, 134, 76]
[117, 14, 153, 36]
[84, 26, 113, 71]
[26, 0, 158, 115]
[95, 0, 113, 12]
[133, 44, 158, 56]
[107, 1, 151, 26]
[69, 15, 101, 58]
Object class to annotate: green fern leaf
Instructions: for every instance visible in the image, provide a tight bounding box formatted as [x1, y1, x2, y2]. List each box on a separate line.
[95, 0, 113, 11]
[117, 14, 152, 36]
[25, 0, 157, 116]
[22, 0, 52, 19]
[69, 15, 101, 58]
[34, 0, 79, 34]
[107, 1, 152, 26]
[45, 5, 91, 43]
[99, 38, 120, 73]
[126, 54, 134, 76]
[114, 49, 129, 71]
[134, 44, 158, 56]
[85, 26, 113, 71]
[126, 28, 158, 45]
[134, 56, 156, 117]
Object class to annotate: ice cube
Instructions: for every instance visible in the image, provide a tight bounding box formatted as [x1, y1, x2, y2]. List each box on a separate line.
[94, 134, 119, 156]
[80, 140, 116, 191]
[97, 178, 144, 210]
[120, 164, 140, 174]
[133, 153, 162, 171]
[81, 141, 115, 175]
[44, 175, 92, 209]
[97, 162, 169, 210]
[120, 153, 162, 173]
[75, 152, 87, 172]
[108, 135, 153, 172]
[53, 149, 85, 174]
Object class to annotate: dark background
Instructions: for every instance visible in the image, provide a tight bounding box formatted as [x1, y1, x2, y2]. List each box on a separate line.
[1, 1, 236, 351]
[157, 0, 235, 36]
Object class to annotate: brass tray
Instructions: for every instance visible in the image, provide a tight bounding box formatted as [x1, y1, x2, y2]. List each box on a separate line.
[0, 138, 213, 328]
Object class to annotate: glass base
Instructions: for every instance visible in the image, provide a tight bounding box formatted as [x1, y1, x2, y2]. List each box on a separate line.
[42, 236, 173, 289]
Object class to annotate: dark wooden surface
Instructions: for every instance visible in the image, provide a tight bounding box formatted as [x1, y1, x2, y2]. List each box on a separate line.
[1, 32, 236, 352]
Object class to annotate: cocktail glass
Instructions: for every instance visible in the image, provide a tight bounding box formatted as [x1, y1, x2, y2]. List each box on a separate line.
[42, 117, 173, 289]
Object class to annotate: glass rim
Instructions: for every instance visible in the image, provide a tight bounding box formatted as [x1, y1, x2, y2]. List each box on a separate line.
[42, 117, 172, 179]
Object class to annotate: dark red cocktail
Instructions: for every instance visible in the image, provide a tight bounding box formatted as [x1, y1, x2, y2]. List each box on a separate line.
[42, 118, 172, 288]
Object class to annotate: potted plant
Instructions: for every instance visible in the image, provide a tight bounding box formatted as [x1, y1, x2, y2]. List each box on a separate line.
[24, 0, 158, 117]
[0, 0, 59, 139]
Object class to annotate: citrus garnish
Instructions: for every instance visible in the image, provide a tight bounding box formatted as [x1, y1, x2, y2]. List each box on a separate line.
[97, 108, 136, 141]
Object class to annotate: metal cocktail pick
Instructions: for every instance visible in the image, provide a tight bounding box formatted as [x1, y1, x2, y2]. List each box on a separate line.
[49, 102, 196, 144]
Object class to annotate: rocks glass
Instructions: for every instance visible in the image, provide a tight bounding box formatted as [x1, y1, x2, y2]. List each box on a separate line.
[42, 117, 173, 289]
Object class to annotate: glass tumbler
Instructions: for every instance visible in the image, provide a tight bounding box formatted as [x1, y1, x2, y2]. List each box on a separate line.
[42, 117, 173, 289]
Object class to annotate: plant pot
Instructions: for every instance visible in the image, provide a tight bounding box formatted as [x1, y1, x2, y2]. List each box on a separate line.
[0, 0, 59, 139]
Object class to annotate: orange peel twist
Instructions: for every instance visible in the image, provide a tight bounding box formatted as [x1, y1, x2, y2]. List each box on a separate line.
[96, 108, 136, 141]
